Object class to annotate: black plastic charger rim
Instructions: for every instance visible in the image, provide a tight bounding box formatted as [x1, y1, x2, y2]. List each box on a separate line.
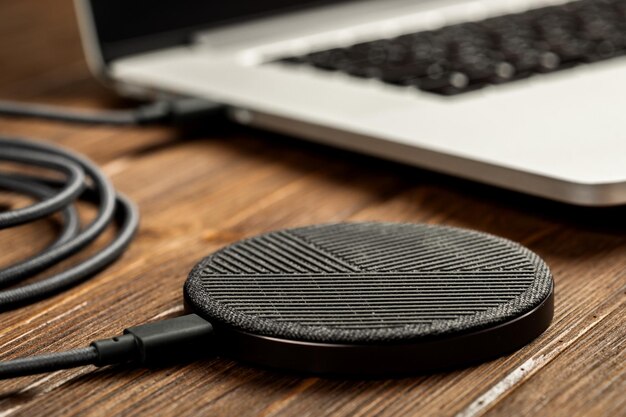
[184, 222, 554, 374]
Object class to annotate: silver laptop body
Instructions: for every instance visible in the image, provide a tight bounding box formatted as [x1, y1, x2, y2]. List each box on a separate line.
[75, 0, 626, 206]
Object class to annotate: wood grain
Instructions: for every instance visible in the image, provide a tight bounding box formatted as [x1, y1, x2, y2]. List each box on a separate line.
[0, 1, 624, 416]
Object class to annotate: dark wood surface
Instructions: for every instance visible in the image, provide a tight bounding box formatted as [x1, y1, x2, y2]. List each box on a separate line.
[1, 1, 624, 416]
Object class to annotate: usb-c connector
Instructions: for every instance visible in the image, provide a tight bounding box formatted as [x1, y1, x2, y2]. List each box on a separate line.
[92, 314, 215, 366]
[0, 314, 215, 379]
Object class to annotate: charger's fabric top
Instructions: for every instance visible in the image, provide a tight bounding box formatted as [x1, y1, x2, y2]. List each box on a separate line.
[185, 222, 553, 343]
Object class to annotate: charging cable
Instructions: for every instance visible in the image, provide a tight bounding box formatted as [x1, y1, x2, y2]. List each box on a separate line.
[0, 314, 215, 379]
[0, 98, 226, 310]
[0, 97, 226, 380]
[0, 98, 225, 126]
[0, 137, 139, 310]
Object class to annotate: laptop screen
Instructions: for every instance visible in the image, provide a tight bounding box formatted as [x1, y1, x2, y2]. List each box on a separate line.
[88, 0, 356, 62]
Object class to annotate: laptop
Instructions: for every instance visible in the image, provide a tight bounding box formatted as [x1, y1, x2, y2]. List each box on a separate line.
[75, 0, 626, 206]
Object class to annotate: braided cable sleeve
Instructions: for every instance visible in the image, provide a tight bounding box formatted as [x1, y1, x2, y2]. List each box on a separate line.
[0, 347, 98, 379]
[0, 137, 139, 310]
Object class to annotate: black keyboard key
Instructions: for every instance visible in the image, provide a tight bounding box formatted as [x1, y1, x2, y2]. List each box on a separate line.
[574, 3, 626, 59]
[345, 65, 382, 79]
[417, 71, 470, 95]
[377, 65, 421, 85]
[305, 49, 349, 70]
[385, 43, 413, 65]
[533, 9, 585, 61]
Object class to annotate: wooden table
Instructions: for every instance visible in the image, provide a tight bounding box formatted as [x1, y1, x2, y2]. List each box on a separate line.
[1, 1, 624, 416]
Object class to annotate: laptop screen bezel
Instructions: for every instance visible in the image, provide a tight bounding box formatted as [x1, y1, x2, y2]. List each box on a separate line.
[83, 0, 358, 63]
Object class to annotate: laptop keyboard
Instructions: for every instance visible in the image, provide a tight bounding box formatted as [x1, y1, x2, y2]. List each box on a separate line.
[276, 0, 626, 95]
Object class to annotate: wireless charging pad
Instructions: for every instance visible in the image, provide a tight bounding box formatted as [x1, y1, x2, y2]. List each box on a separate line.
[184, 222, 553, 375]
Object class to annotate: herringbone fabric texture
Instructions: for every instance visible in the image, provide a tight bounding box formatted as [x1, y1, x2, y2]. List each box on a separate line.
[185, 222, 553, 343]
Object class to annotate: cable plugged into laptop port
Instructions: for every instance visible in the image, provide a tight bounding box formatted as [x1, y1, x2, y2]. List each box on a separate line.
[0, 97, 227, 128]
